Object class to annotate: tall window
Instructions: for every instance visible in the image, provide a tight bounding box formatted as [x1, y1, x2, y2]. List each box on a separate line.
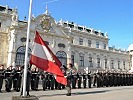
[111, 60, 114, 69]
[105, 58, 107, 69]
[118, 61, 120, 69]
[97, 58, 100, 67]
[71, 55, 74, 67]
[56, 51, 67, 67]
[96, 41, 99, 48]
[79, 38, 83, 45]
[88, 40, 91, 47]
[123, 61, 125, 69]
[103, 44, 106, 49]
[89, 56, 93, 67]
[129, 62, 131, 68]
[79, 55, 84, 67]
[15, 46, 31, 66]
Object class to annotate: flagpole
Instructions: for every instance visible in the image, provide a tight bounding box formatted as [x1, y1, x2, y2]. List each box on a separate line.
[22, 0, 33, 97]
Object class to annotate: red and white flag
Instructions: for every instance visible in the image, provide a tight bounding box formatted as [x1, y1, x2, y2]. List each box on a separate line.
[30, 31, 67, 85]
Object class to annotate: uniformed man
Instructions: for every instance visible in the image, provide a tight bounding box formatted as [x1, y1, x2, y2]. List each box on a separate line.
[5, 66, 13, 92]
[16, 66, 22, 92]
[12, 66, 22, 92]
[50, 74, 55, 90]
[0, 65, 5, 92]
[82, 72, 87, 88]
[35, 68, 40, 90]
[93, 72, 97, 87]
[41, 71, 47, 91]
[87, 70, 92, 88]
[31, 67, 40, 91]
[77, 72, 82, 88]
[66, 63, 73, 96]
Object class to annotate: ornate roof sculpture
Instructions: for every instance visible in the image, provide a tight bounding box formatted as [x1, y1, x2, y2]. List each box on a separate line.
[127, 44, 133, 52]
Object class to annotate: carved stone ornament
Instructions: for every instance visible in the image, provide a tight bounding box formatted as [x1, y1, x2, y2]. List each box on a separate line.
[40, 16, 51, 32]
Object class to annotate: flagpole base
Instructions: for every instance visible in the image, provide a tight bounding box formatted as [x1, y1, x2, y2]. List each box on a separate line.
[12, 95, 39, 100]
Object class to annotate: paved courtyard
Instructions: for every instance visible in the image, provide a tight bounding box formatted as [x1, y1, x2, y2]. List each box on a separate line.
[1, 86, 133, 100]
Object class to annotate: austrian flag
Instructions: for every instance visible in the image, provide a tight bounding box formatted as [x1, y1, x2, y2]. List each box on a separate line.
[30, 31, 67, 85]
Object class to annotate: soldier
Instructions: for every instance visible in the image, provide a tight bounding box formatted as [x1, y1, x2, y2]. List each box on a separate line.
[12, 67, 17, 91]
[87, 70, 92, 88]
[41, 71, 47, 91]
[93, 72, 97, 87]
[77, 72, 82, 88]
[82, 72, 87, 88]
[104, 72, 109, 87]
[46, 73, 51, 90]
[72, 71, 77, 89]
[31, 67, 40, 91]
[49, 73, 55, 90]
[35, 68, 40, 90]
[54, 78, 59, 90]
[5, 66, 13, 92]
[16, 66, 22, 92]
[13, 66, 22, 92]
[0, 65, 5, 92]
[66, 63, 73, 96]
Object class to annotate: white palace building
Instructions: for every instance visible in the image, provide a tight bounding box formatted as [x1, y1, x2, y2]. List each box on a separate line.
[0, 5, 133, 72]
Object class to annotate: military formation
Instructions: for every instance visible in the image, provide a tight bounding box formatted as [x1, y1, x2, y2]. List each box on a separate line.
[0, 64, 133, 94]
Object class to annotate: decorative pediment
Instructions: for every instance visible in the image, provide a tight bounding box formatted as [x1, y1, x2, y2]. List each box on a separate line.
[34, 14, 69, 38]
[40, 15, 52, 32]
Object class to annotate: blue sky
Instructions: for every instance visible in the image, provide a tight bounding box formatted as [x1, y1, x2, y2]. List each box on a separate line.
[1, 0, 133, 50]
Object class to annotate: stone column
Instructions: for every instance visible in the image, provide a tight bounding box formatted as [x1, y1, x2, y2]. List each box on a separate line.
[130, 52, 133, 70]
[74, 51, 79, 71]
[7, 30, 16, 67]
[67, 42, 71, 67]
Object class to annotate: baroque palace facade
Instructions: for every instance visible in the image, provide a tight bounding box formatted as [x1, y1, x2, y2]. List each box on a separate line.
[0, 5, 132, 72]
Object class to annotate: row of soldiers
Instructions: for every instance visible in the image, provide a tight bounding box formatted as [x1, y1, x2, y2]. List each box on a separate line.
[0, 65, 23, 92]
[41, 69, 133, 90]
[94, 71, 133, 88]
[1, 64, 133, 93]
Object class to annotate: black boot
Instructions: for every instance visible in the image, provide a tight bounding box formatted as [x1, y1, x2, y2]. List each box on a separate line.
[66, 93, 71, 96]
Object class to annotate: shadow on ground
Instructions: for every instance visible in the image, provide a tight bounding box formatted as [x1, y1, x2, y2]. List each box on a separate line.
[37, 90, 110, 98]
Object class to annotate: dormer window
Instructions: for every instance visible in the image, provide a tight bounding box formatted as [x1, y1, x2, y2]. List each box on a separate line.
[78, 27, 83, 31]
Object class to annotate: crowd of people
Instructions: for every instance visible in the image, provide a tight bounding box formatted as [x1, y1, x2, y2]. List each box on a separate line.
[0, 64, 133, 95]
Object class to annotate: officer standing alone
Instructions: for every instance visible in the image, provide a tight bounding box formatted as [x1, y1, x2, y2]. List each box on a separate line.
[66, 63, 74, 96]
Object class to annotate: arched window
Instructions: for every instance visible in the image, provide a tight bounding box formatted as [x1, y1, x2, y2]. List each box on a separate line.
[15, 46, 31, 66]
[111, 60, 114, 69]
[79, 53, 84, 67]
[56, 51, 67, 67]
[118, 61, 120, 69]
[71, 54, 74, 66]
[97, 57, 100, 68]
[89, 56, 93, 67]
[105, 58, 107, 69]
[123, 61, 125, 69]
